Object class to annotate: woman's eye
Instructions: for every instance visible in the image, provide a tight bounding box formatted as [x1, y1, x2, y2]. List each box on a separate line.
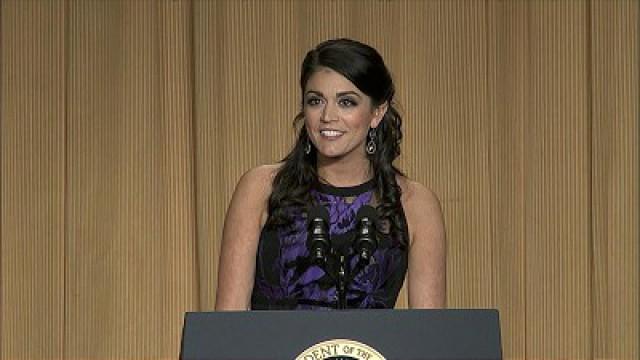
[339, 98, 357, 107]
[306, 98, 322, 106]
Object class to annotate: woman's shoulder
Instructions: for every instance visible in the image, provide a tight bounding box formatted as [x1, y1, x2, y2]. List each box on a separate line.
[228, 163, 283, 226]
[396, 176, 444, 244]
[232, 163, 282, 201]
[396, 176, 442, 211]
[241, 163, 281, 183]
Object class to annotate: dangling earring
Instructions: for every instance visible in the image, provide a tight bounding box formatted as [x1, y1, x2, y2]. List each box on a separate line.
[366, 128, 377, 155]
[304, 137, 312, 155]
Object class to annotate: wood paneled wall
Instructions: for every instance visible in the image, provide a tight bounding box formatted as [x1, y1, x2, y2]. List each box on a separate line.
[1, 1, 637, 359]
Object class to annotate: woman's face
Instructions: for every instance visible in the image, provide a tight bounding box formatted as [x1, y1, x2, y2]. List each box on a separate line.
[303, 67, 386, 162]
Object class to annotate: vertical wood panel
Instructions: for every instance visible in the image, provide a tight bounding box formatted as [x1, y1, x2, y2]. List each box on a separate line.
[422, 0, 494, 310]
[192, 0, 225, 311]
[158, 0, 200, 354]
[65, 1, 196, 358]
[591, 0, 639, 358]
[486, 1, 528, 357]
[525, 1, 592, 358]
[0, 1, 66, 358]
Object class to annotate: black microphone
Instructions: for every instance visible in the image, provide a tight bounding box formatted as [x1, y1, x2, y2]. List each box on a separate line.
[307, 205, 330, 265]
[354, 205, 379, 265]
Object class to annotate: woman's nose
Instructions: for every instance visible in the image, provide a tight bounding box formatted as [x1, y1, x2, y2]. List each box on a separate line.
[320, 102, 337, 122]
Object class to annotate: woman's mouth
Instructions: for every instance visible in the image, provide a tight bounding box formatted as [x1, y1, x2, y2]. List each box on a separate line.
[320, 129, 344, 138]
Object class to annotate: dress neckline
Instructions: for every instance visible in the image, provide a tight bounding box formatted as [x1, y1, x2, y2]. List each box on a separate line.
[315, 178, 376, 197]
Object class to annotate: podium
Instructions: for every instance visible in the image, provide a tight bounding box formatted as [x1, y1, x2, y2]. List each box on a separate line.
[180, 309, 502, 360]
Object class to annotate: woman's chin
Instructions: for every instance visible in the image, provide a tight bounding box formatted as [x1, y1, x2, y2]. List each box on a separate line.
[316, 148, 346, 160]
[316, 148, 364, 162]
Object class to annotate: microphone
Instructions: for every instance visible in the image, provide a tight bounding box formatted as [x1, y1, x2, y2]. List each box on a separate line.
[354, 205, 379, 265]
[307, 205, 330, 265]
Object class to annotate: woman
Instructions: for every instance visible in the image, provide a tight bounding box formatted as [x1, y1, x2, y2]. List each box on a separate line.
[215, 38, 446, 310]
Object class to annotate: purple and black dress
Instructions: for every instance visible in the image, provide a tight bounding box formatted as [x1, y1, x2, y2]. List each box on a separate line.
[251, 179, 409, 310]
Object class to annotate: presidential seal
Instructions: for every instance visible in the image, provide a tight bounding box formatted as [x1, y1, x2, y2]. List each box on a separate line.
[295, 339, 386, 360]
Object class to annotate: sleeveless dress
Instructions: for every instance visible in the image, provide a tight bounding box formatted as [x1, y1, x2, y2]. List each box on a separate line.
[251, 179, 409, 310]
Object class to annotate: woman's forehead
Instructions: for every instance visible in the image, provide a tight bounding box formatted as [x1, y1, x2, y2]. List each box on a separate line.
[305, 67, 364, 96]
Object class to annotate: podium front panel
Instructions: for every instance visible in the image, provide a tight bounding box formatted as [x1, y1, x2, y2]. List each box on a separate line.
[180, 309, 502, 360]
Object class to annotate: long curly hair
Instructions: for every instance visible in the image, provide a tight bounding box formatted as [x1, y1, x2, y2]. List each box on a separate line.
[266, 38, 407, 246]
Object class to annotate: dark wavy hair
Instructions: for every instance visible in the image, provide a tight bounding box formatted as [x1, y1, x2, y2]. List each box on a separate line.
[266, 38, 407, 246]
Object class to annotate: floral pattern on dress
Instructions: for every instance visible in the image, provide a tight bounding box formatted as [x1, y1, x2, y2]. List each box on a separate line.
[251, 186, 408, 310]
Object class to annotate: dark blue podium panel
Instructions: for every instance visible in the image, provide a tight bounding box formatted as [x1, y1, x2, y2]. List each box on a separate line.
[180, 309, 502, 360]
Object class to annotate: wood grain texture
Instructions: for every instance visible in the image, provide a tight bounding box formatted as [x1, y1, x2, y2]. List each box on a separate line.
[0, 1, 637, 359]
[524, 2, 592, 357]
[0, 1, 66, 358]
[64, 1, 198, 357]
[591, 1, 639, 358]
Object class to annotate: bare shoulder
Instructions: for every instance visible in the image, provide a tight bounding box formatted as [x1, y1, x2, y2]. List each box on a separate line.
[236, 163, 280, 192]
[396, 176, 445, 245]
[397, 176, 443, 217]
[228, 163, 282, 225]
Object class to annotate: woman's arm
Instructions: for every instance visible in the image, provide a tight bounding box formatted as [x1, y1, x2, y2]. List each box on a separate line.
[402, 180, 447, 308]
[214, 165, 275, 310]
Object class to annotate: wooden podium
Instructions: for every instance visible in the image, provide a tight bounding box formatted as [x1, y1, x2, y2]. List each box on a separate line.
[180, 309, 502, 359]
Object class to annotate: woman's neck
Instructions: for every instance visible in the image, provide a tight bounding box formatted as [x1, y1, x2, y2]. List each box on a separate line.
[316, 155, 373, 188]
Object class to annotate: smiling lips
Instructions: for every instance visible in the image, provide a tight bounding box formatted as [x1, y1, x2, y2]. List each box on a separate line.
[320, 129, 344, 138]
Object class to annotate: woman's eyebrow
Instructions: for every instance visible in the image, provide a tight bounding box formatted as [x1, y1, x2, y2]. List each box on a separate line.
[336, 91, 362, 99]
[304, 90, 362, 98]
[305, 90, 324, 97]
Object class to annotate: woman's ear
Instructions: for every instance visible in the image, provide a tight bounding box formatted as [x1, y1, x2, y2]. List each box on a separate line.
[372, 102, 389, 128]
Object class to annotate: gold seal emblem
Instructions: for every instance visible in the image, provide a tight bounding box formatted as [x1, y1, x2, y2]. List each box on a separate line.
[295, 339, 386, 360]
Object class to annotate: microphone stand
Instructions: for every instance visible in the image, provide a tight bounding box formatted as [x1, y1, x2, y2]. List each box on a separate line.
[318, 251, 353, 310]
[335, 252, 372, 310]
[337, 254, 347, 309]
